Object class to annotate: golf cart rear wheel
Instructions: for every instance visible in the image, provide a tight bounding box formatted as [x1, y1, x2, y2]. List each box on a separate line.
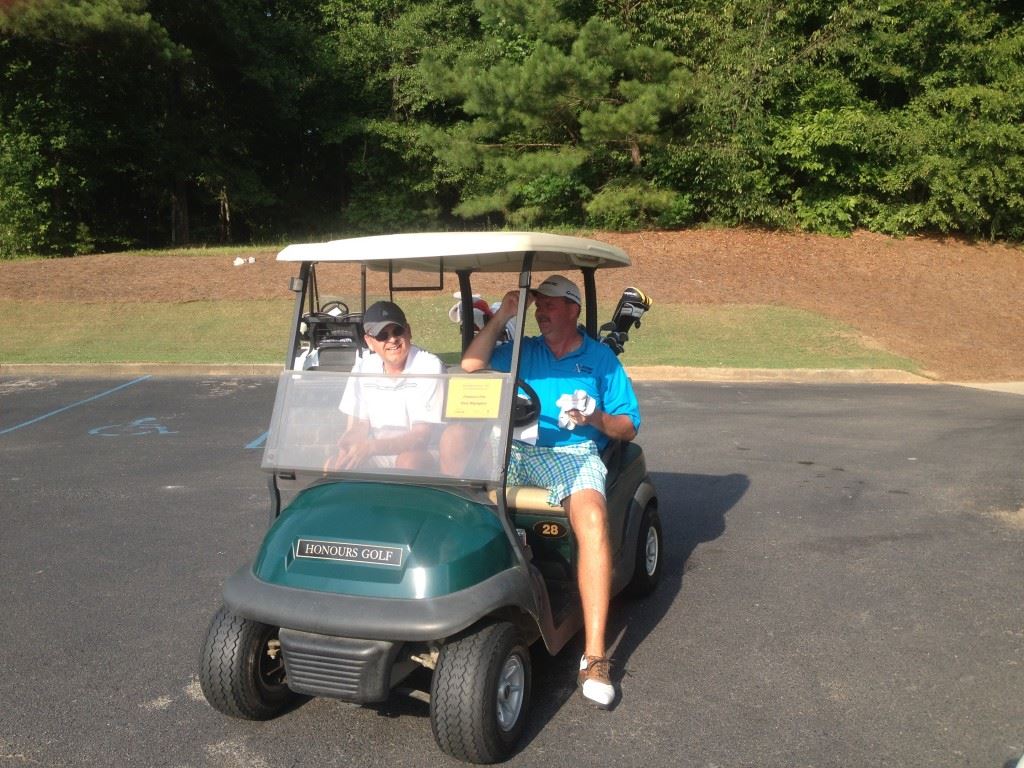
[430, 621, 531, 764]
[626, 502, 662, 597]
[198, 606, 297, 720]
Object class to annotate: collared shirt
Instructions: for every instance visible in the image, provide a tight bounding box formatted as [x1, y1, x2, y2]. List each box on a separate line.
[339, 345, 444, 438]
[491, 331, 641, 449]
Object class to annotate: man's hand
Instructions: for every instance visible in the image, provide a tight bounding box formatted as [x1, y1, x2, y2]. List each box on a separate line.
[324, 421, 373, 472]
[566, 407, 637, 442]
[557, 390, 596, 430]
[336, 438, 377, 470]
[324, 439, 374, 471]
[462, 289, 530, 372]
[494, 289, 531, 324]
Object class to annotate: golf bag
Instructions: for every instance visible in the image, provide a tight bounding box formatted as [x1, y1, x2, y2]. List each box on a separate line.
[600, 286, 652, 356]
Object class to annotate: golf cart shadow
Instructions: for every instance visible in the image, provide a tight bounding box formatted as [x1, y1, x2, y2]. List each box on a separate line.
[524, 471, 749, 729]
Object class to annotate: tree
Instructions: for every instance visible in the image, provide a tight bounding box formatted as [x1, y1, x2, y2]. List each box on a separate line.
[0, 0, 185, 256]
[421, 0, 694, 229]
[0, 0, 352, 256]
[877, 10, 1024, 239]
[146, 0, 351, 243]
[775, 0, 1024, 238]
[318, 0, 479, 232]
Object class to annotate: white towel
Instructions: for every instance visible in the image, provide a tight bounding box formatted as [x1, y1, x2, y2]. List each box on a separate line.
[555, 389, 595, 430]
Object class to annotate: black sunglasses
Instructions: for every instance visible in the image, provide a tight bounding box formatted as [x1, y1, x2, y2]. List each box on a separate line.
[371, 324, 407, 342]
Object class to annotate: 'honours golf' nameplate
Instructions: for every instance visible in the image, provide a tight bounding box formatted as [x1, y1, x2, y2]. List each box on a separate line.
[295, 538, 404, 568]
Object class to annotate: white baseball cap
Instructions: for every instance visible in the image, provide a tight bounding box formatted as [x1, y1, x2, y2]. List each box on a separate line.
[532, 275, 581, 306]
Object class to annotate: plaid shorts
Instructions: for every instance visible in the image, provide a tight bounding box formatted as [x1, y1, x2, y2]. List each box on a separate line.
[508, 440, 607, 507]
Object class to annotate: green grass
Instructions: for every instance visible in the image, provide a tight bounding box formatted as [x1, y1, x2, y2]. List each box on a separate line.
[622, 303, 919, 371]
[0, 300, 293, 364]
[0, 297, 919, 372]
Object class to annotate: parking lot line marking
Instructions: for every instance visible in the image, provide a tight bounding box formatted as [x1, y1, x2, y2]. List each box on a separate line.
[246, 430, 269, 450]
[0, 375, 152, 436]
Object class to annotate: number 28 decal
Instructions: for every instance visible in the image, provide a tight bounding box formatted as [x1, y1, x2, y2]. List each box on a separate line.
[533, 521, 568, 539]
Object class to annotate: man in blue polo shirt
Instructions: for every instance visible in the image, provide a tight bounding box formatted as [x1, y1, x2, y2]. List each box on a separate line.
[461, 275, 641, 710]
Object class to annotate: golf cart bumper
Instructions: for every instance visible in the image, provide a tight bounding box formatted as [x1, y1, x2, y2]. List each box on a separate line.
[224, 564, 538, 701]
[276, 627, 405, 703]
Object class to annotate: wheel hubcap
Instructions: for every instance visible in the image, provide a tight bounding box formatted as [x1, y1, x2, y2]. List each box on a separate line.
[644, 526, 659, 576]
[495, 654, 525, 731]
[257, 633, 287, 694]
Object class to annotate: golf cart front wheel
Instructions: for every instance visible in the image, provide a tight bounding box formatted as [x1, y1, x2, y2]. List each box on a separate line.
[198, 606, 298, 720]
[430, 621, 532, 764]
[626, 502, 662, 597]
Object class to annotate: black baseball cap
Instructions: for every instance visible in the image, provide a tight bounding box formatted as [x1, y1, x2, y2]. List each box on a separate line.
[362, 301, 408, 336]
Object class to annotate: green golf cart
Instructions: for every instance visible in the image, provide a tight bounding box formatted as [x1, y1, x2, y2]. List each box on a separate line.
[198, 232, 661, 764]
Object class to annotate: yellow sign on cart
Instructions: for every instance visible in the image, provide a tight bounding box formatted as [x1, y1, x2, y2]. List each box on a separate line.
[444, 376, 504, 420]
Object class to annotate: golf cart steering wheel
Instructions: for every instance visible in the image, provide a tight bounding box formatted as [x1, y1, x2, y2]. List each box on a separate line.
[319, 300, 350, 316]
[513, 379, 540, 428]
[468, 369, 540, 428]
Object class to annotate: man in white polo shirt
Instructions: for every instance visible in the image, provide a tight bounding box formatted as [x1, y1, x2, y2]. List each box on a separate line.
[326, 301, 444, 471]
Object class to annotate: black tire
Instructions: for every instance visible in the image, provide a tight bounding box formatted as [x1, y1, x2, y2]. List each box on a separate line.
[430, 621, 532, 764]
[198, 606, 297, 720]
[625, 502, 662, 597]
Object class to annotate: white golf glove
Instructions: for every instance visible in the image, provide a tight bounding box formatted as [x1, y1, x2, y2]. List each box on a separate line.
[556, 389, 596, 430]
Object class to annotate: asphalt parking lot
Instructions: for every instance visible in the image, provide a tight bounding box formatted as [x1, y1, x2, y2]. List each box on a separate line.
[1, 375, 1022, 768]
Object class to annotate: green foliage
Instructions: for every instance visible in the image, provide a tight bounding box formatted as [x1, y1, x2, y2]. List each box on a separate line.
[651, 0, 800, 228]
[2, 0, 1024, 255]
[0, 0, 352, 256]
[779, 0, 1024, 238]
[320, 0, 479, 233]
[0, 0, 185, 255]
[774, 106, 895, 235]
[871, 26, 1024, 239]
[421, 0, 693, 227]
[585, 180, 694, 230]
[0, 127, 52, 258]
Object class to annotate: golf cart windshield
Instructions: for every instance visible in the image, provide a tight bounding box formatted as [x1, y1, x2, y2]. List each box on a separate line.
[261, 369, 515, 485]
[264, 232, 634, 492]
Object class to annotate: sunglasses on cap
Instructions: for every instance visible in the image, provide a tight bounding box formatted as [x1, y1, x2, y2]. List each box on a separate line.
[371, 324, 407, 342]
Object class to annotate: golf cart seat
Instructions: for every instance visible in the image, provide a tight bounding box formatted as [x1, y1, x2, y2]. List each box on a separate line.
[310, 314, 365, 371]
[489, 485, 565, 513]
[487, 439, 639, 515]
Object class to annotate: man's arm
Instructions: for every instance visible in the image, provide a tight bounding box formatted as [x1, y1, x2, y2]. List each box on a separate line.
[567, 355, 640, 442]
[461, 290, 524, 372]
[365, 422, 433, 456]
[330, 422, 434, 470]
[569, 408, 637, 442]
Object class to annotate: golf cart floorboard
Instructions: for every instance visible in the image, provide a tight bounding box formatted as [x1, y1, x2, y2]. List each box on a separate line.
[544, 579, 579, 626]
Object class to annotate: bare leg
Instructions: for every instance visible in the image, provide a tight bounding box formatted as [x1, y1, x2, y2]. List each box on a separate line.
[438, 423, 489, 476]
[395, 450, 437, 471]
[563, 488, 611, 658]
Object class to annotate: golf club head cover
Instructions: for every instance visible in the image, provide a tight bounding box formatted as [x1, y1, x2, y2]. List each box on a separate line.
[610, 286, 652, 334]
[600, 286, 651, 355]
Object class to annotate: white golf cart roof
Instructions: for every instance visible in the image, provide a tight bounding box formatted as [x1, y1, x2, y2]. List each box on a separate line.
[276, 231, 629, 272]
